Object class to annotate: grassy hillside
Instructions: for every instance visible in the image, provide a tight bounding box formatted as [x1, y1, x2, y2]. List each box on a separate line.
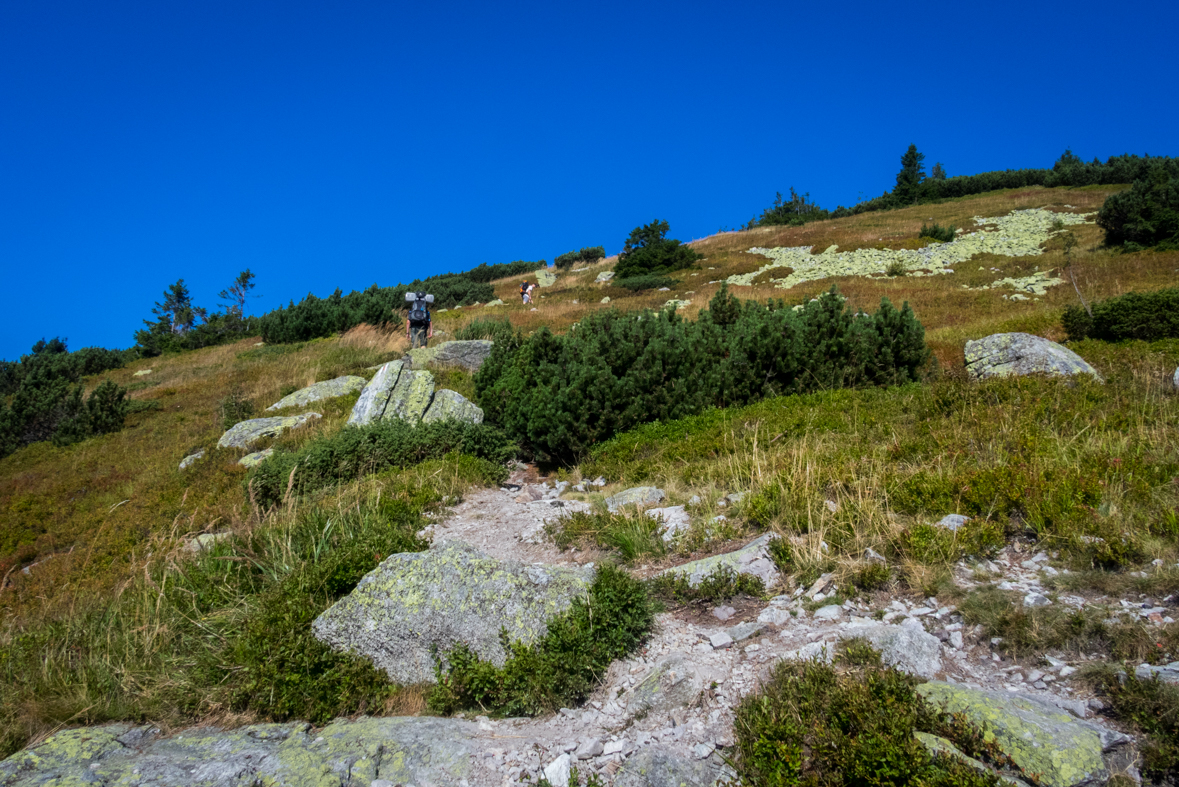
[2, 183, 1177, 753]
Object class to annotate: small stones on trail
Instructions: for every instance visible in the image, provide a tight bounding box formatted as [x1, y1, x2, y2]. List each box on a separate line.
[1024, 592, 1052, 608]
[575, 738, 604, 759]
[709, 632, 734, 649]
[757, 607, 792, 626]
[712, 606, 736, 621]
[544, 753, 572, 786]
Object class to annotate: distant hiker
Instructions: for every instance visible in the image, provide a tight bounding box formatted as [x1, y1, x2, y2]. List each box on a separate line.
[404, 291, 434, 349]
[520, 280, 530, 304]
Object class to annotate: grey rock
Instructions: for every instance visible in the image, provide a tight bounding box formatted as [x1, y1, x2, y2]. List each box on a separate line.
[265, 375, 367, 411]
[313, 541, 593, 684]
[853, 623, 942, 679]
[646, 505, 690, 543]
[658, 534, 781, 590]
[1136, 661, 1179, 684]
[965, 332, 1103, 382]
[757, 606, 793, 626]
[1024, 592, 1052, 608]
[178, 449, 205, 470]
[712, 606, 736, 621]
[1173, 366, 1179, 391]
[709, 632, 733, 649]
[0, 717, 485, 787]
[864, 547, 887, 563]
[536, 268, 557, 287]
[627, 654, 704, 715]
[917, 682, 1130, 787]
[806, 572, 836, 599]
[237, 448, 274, 468]
[613, 745, 731, 787]
[812, 605, 843, 621]
[421, 388, 484, 424]
[936, 514, 970, 532]
[595, 270, 615, 283]
[183, 532, 232, 554]
[407, 339, 495, 372]
[576, 738, 604, 759]
[545, 753, 572, 787]
[606, 486, 666, 513]
[348, 360, 406, 426]
[383, 368, 436, 424]
[726, 621, 765, 643]
[217, 413, 321, 449]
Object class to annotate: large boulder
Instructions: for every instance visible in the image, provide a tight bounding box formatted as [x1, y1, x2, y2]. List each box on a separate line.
[659, 533, 780, 589]
[421, 389, 483, 424]
[265, 375, 367, 411]
[407, 340, 494, 373]
[0, 717, 488, 787]
[347, 360, 406, 426]
[313, 541, 594, 684]
[851, 624, 941, 679]
[385, 369, 436, 424]
[217, 413, 321, 450]
[536, 268, 557, 287]
[916, 682, 1131, 787]
[613, 746, 731, 787]
[964, 333, 1103, 382]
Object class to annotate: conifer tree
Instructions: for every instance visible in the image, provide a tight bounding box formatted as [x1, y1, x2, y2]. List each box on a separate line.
[218, 269, 257, 318]
[894, 144, 927, 204]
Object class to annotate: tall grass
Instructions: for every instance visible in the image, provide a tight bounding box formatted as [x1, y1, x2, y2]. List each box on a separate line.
[0, 456, 494, 757]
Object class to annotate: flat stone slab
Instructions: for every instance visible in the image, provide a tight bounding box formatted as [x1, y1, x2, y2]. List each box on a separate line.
[0, 717, 486, 787]
[658, 534, 781, 589]
[965, 332, 1103, 382]
[916, 682, 1129, 787]
[605, 486, 666, 513]
[266, 375, 367, 411]
[313, 541, 594, 684]
[217, 413, 321, 450]
[407, 340, 494, 373]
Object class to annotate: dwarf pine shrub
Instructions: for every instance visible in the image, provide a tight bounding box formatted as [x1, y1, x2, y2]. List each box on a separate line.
[1062, 287, 1179, 342]
[475, 286, 930, 463]
[554, 246, 605, 269]
[612, 220, 700, 279]
[613, 274, 677, 291]
[919, 221, 957, 242]
[249, 419, 516, 506]
[1097, 165, 1179, 249]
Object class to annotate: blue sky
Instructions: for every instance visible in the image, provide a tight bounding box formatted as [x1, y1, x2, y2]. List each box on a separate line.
[1, 0, 1175, 360]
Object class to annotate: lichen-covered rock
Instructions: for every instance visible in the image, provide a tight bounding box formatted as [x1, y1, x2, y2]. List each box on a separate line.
[407, 339, 494, 372]
[658, 534, 780, 589]
[484, 299, 505, 307]
[384, 369, 435, 424]
[313, 541, 594, 684]
[595, 270, 615, 283]
[965, 333, 1103, 382]
[664, 299, 691, 310]
[133, 369, 153, 376]
[626, 653, 704, 715]
[914, 732, 997, 779]
[613, 745, 731, 787]
[731, 208, 1091, 290]
[178, 449, 205, 470]
[238, 448, 274, 467]
[266, 375, 367, 411]
[421, 389, 484, 424]
[217, 413, 321, 450]
[0, 717, 486, 787]
[347, 360, 406, 426]
[536, 268, 557, 287]
[605, 486, 666, 513]
[916, 682, 1128, 787]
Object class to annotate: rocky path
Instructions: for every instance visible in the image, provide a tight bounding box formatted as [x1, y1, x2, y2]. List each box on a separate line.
[4, 474, 1174, 787]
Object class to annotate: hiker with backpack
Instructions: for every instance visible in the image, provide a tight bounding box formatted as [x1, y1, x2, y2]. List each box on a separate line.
[404, 291, 434, 349]
[520, 280, 531, 304]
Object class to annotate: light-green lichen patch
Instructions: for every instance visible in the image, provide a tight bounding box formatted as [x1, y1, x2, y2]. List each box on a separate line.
[916, 682, 1108, 787]
[730, 208, 1092, 290]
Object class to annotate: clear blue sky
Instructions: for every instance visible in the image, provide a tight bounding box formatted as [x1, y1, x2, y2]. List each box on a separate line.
[2, 0, 1175, 360]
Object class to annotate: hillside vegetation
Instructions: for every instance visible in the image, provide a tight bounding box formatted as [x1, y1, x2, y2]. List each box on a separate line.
[2, 175, 1178, 761]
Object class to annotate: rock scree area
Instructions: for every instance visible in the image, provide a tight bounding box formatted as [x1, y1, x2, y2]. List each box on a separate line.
[3, 473, 1164, 786]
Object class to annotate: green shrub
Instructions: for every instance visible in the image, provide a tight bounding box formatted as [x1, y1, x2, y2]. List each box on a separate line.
[548, 511, 666, 562]
[1098, 165, 1179, 249]
[614, 274, 677, 292]
[894, 520, 1005, 564]
[475, 287, 930, 463]
[649, 564, 765, 603]
[749, 187, 830, 228]
[249, 422, 516, 506]
[1063, 288, 1179, 342]
[0, 338, 131, 458]
[427, 564, 654, 717]
[554, 246, 606, 269]
[919, 222, 957, 242]
[612, 220, 701, 279]
[1090, 666, 1179, 783]
[885, 260, 908, 277]
[731, 642, 1002, 787]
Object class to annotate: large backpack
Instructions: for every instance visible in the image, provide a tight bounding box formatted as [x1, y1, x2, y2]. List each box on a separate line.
[408, 299, 429, 323]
